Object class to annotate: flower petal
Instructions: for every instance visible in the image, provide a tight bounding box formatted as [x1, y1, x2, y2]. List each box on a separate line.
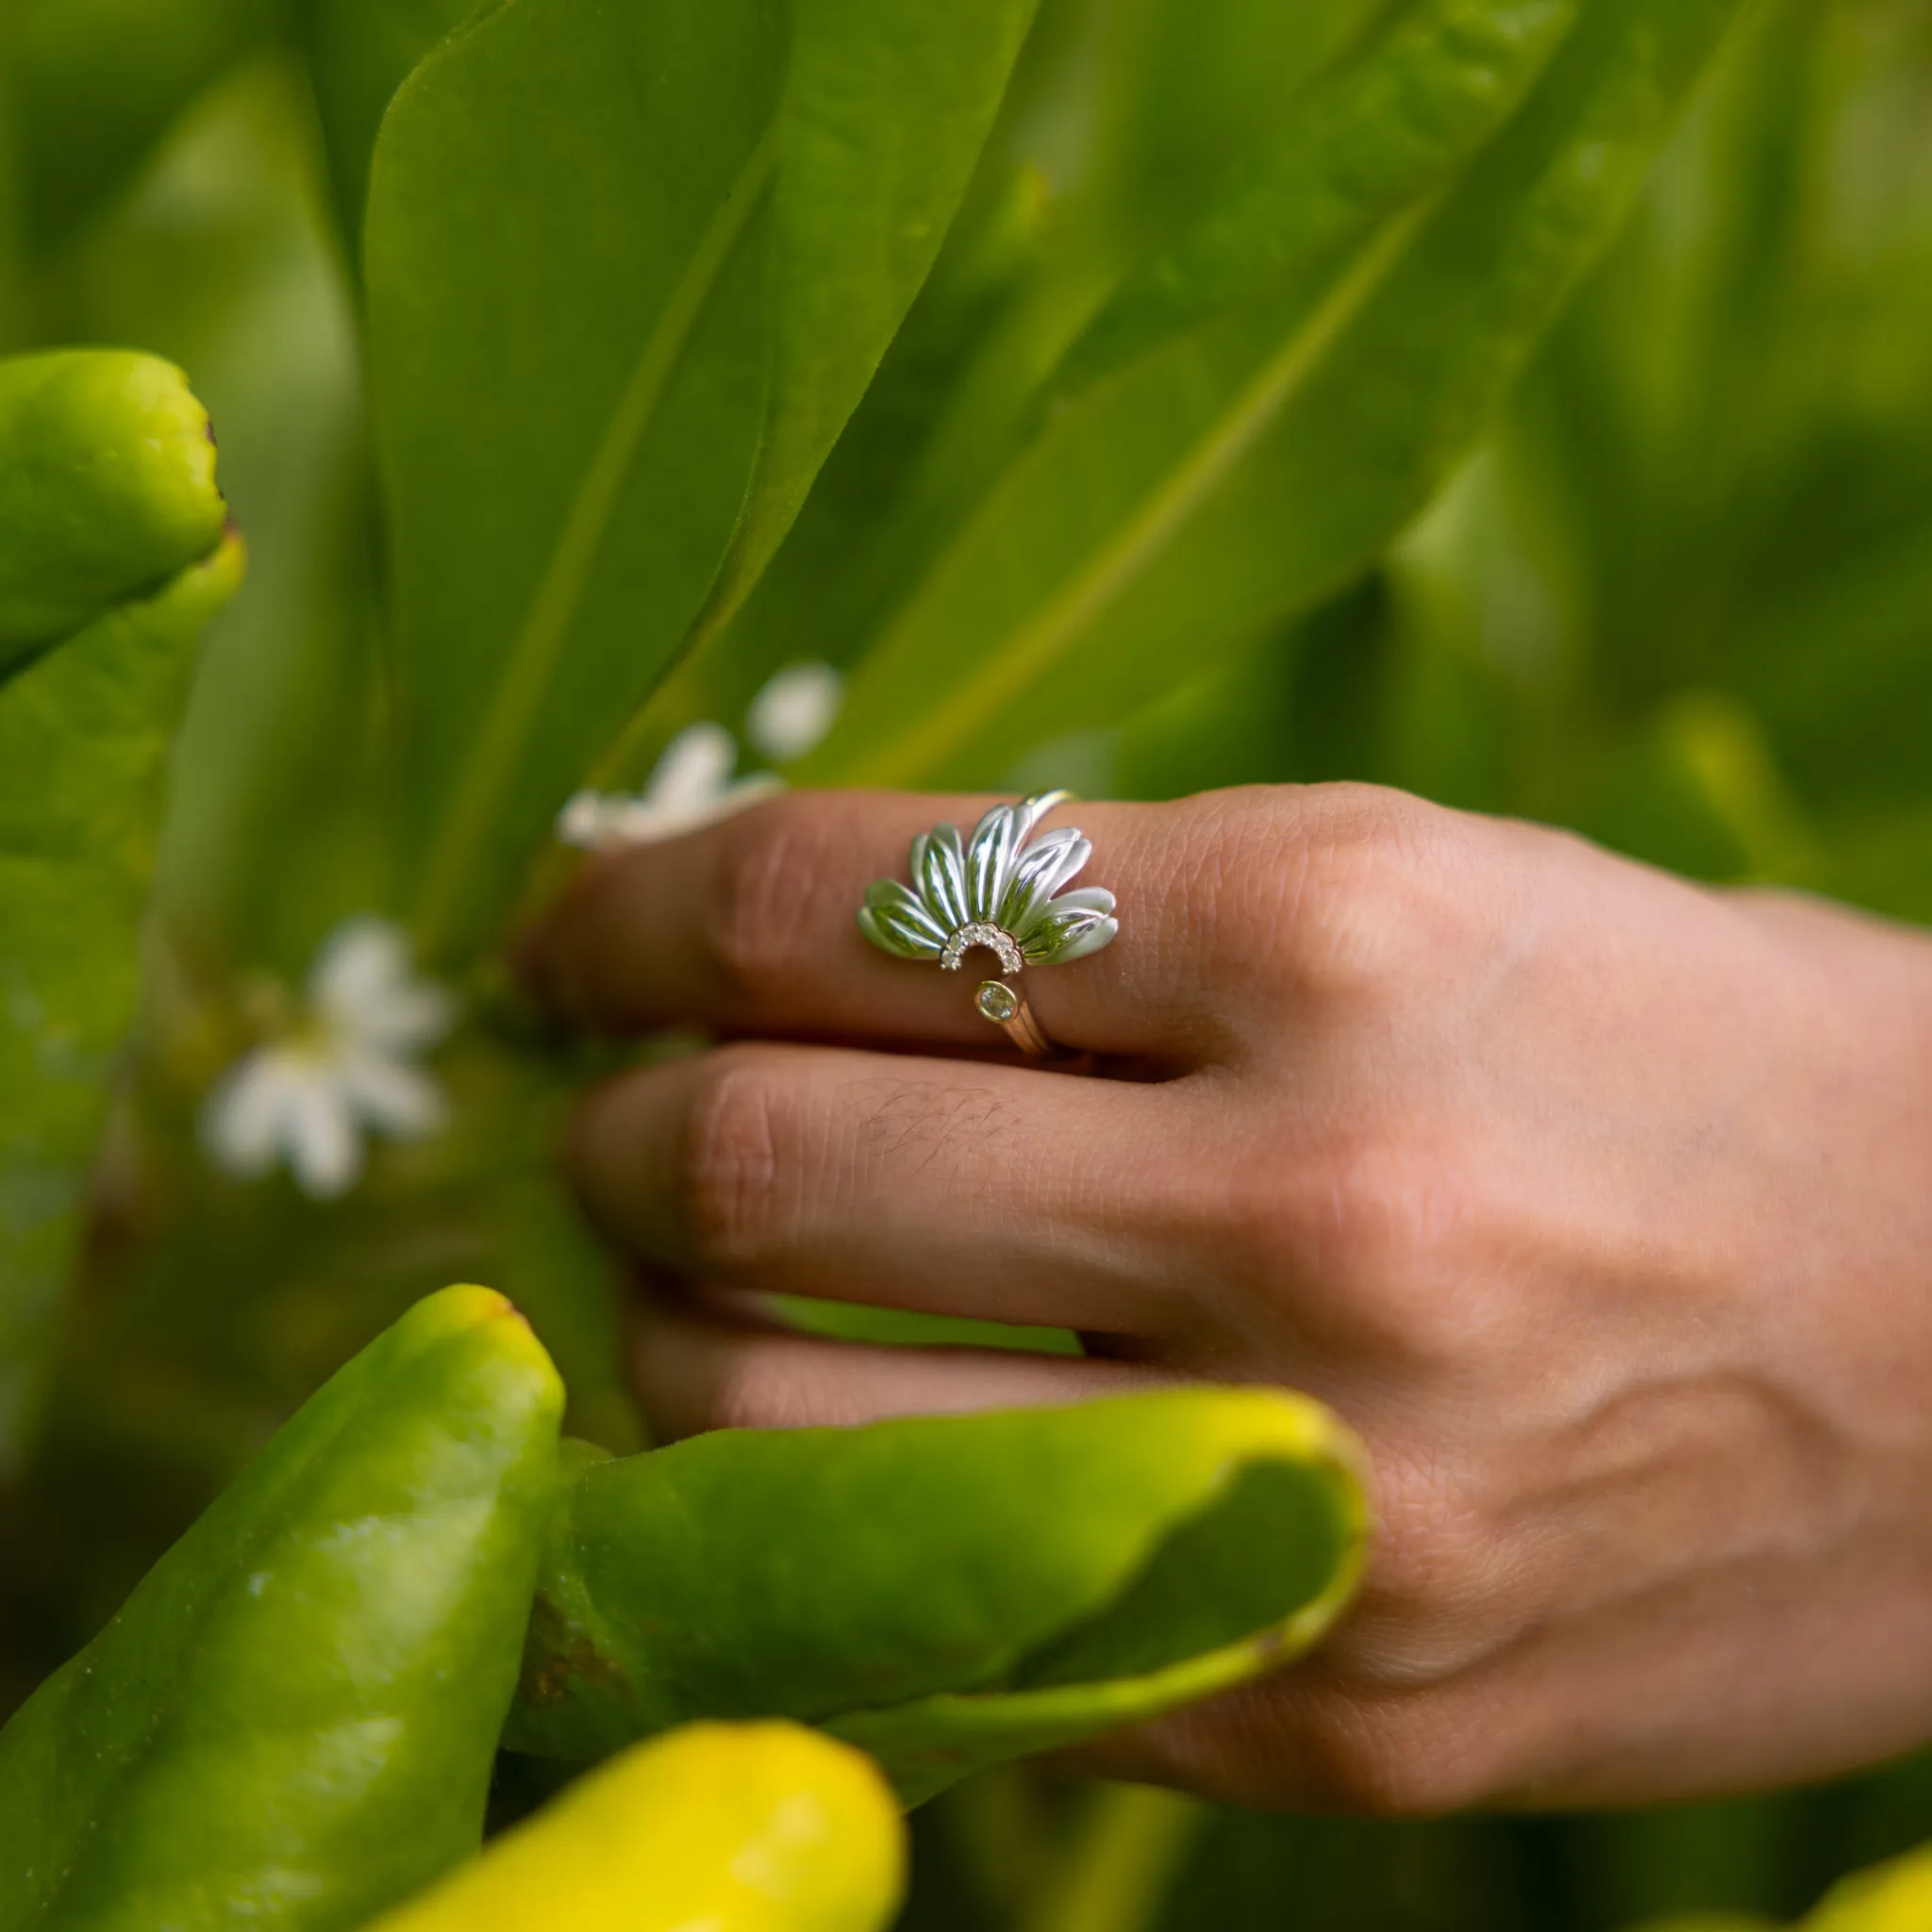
[745, 662, 843, 763]
[1046, 885, 1115, 920]
[310, 918, 411, 1020]
[201, 1049, 299, 1178]
[340, 1052, 448, 1141]
[1022, 906, 1118, 965]
[646, 721, 740, 816]
[557, 791, 620, 849]
[353, 984, 458, 1055]
[965, 804, 1020, 925]
[999, 830, 1089, 936]
[282, 1064, 363, 1200]
[915, 824, 971, 931]
[858, 881, 946, 959]
[1011, 791, 1074, 842]
[308, 917, 457, 1054]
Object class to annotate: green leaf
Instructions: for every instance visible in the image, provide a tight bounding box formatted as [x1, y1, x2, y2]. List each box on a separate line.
[0, 1286, 565, 1930]
[294, 0, 492, 258]
[1, 0, 281, 260]
[367, 0, 1036, 962]
[364, 1723, 905, 1932]
[1074, 0, 1389, 256]
[700, 0, 1042, 643]
[708, 0, 1410, 734]
[800, 0, 1751, 789]
[0, 350, 227, 673]
[1803, 1845, 1932, 1931]
[1057, 0, 1581, 396]
[0, 530, 242, 1474]
[507, 1389, 1367, 1806]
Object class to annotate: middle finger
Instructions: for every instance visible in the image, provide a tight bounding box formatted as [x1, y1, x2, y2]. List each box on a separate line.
[569, 1040, 1195, 1337]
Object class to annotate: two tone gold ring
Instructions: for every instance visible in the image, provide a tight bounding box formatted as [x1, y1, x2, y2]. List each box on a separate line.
[855, 791, 1117, 1059]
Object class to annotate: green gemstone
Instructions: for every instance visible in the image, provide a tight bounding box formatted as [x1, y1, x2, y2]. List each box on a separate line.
[975, 980, 1019, 1024]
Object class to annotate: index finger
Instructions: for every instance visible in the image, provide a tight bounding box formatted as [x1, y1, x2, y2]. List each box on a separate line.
[521, 789, 1241, 1059]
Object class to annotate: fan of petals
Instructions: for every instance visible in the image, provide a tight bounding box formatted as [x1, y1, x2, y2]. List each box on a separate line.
[858, 792, 1118, 970]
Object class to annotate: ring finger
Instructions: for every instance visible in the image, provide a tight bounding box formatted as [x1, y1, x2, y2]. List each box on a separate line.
[524, 789, 1252, 1062]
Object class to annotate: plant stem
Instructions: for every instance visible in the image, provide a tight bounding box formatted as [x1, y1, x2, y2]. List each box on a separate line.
[1019, 1783, 1206, 1932]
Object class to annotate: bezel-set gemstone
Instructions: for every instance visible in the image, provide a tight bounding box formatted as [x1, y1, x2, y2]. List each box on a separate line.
[975, 980, 1021, 1024]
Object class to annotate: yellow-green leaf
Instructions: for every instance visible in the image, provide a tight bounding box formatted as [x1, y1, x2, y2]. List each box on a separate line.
[363, 1723, 905, 1932]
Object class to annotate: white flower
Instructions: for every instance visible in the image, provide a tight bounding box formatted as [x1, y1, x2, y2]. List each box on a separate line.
[202, 918, 456, 1200]
[555, 668, 840, 856]
[744, 660, 843, 763]
[556, 722, 780, 852]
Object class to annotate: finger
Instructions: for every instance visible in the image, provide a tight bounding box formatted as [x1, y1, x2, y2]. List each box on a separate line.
[630, 1281, 1155, 1441]
[523, 788, 1246, 1059]
[570, 1041, 1194, 1336]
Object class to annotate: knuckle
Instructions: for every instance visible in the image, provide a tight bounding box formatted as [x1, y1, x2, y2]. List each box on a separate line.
[703, 799, 823, 1003]
[1245, 786, 1475, 1006]
[674, 1048, 792, 1269]
[1216, 1162, 1309, 1290]
[1286, 1127, 1506, 1363]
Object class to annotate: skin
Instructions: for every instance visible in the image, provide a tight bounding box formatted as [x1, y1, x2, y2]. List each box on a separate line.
[524, 783, 1932, 1817]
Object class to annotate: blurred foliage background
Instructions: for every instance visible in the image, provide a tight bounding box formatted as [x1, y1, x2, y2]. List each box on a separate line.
[4, 0, 1932, 1924]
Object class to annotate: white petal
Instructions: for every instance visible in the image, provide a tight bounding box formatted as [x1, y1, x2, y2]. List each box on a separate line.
[557, 791, 617, 849]
[351, 982, 457, 1055]
[965, 804, 1021, 924]
[999, 829, 1089, 934]
[310, 918, 411, 1020]
[202, 1050, 301, 1177]
[709, 773, 786, 821]
[606, 773, 785, 847]
[283, 1067, 363, 1199]
[339, 1053, 447, 1141]
[1052, 915, 1118, 963]
[307, 917, 454, 1052]
[1011, 791, 1074, 843]
[745, 662, 843, 763]
[645, 722, 740, 817]
[914, 824, 971, 931]
[858, 880, 948, 959]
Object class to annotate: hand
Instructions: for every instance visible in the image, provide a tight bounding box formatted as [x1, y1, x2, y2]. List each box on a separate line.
[524, 783, 1932, 1816]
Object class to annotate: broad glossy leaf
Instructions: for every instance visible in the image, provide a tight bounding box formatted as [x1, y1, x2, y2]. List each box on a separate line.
[0, 350, 227, 673]
[0, 531, 242, 1472]
[636, 0, 1393, 769]
[508, 1389, 1367, 1805]
[0, 1286, 563, 1929]
[697, 0, 1041, 644]
[1804, 1846, 1932, 1931]
[368, 0, 1034, 962]
[1057, 0, 1580, 396]
[294, 0, 490, 256]
[365, 1723, 905, 1932]
[801, 0, 1751, 789]
[1076, 0, 1385, 251]
[1, 0, 280, 259]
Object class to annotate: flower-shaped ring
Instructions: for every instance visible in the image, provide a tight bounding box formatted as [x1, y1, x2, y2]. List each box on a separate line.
[857, 791, 1117, 1058]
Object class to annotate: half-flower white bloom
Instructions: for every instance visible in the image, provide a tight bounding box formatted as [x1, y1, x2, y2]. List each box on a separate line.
[555, 721, 781, 852]
[202, 918, 456, 1200]
[744, 660, 843, 763]
[858, 792, 1119, 972]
